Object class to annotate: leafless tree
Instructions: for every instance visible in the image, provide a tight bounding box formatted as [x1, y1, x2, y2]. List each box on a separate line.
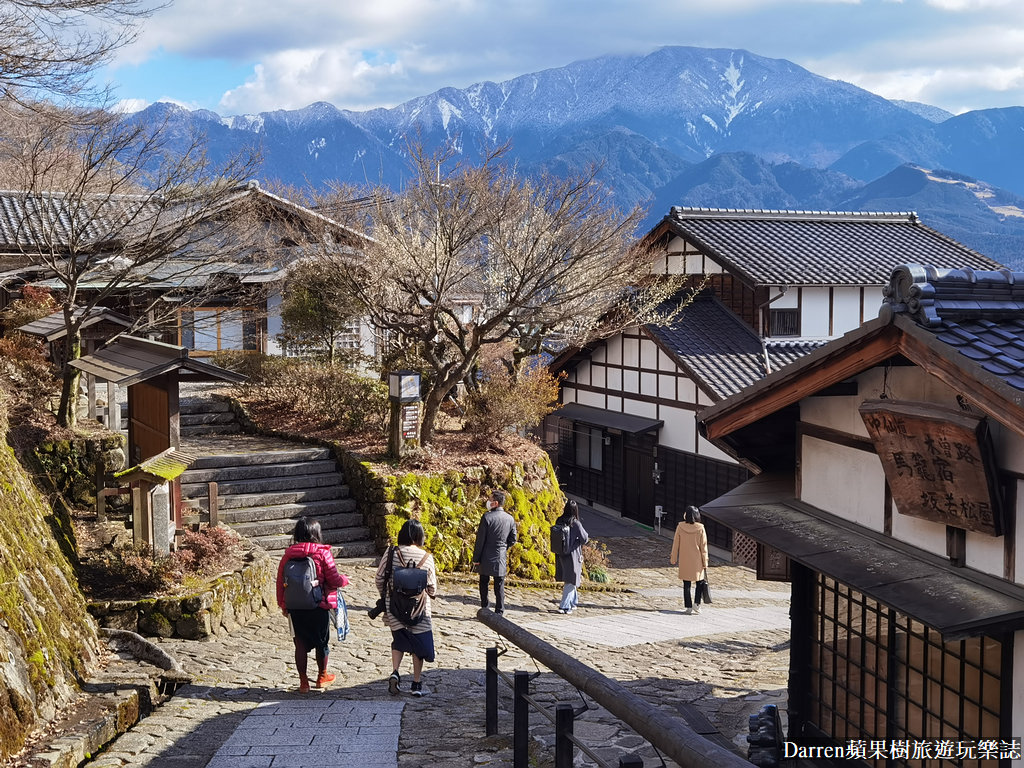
[0, 103, 262, 427]
[0, 0, 151, 104]
[318, 142, 692, 444]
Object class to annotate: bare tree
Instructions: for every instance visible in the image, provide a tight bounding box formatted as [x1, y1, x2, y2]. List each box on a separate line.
[0, 103, 261, 427]
[319, 142, 691, 444]
[0, 0, 151, 104]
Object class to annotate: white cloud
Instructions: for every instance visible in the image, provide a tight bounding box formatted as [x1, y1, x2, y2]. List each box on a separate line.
[105, 0, 1024, 115]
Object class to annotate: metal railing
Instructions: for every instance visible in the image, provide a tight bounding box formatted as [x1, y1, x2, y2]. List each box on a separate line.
[478, 608, 753, 768]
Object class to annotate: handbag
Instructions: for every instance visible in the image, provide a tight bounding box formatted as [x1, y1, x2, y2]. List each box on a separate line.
[699, 568, 712, 604]
[330, 590, 351, 641]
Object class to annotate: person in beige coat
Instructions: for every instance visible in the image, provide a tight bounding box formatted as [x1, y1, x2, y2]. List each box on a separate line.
[670, 505, 709, 614]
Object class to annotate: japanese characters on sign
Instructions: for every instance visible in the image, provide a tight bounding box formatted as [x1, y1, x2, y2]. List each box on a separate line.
[401, 403, 420, 439]
[859, 400, 1004, 536]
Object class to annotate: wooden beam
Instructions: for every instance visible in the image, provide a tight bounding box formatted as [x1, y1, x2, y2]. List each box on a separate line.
[704, 329, 902, 440]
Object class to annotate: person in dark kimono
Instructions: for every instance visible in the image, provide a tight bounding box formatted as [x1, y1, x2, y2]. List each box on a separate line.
[472, 489, 517, 615]
[554, 500, 589, 614]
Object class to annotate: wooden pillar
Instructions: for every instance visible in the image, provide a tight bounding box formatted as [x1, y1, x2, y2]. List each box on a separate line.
[106, 381, 118, 432]
[87, 374, 97, 420]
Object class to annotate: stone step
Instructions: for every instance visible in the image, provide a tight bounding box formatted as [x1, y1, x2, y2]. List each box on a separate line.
[203, 485, 349, 510]
[180, 412, 238, 427]
[180, 399, 232, 415]
[189, 448, 330, 469]
[180, 473, 347, 500]
[179, 460, 339, 485]
[215, 500, 360, 524]
[181, 423, 241, 436]
[258, 536, 378, 559]
[230, 516, 370, 540]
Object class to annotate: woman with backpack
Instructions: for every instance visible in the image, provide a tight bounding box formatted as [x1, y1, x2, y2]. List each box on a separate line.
[374, 519, 438, 697]
[276, 517, 350, 693]
[554, 500, 589, 614]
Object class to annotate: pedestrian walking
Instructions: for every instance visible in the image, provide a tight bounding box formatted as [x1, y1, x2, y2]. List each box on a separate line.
[375, 519, 438, 697]
[554, 500, 589, 614]
[276, 517, 350, 693]
[670, 505, 709, 614]
[472, 489, 517, 615]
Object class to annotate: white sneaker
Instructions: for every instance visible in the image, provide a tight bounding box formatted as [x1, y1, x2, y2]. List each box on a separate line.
[692, 605, 701, 615]
[683, 607, 693, 615]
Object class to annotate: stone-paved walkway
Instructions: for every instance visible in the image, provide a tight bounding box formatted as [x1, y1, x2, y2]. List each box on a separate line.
[89, 518, 791, 768]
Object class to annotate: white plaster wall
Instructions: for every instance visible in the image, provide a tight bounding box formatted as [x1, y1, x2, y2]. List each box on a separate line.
[658, 348, 675, 372]
[800, 288, 831, 337]
[678, 378, 698, 404]
[266, 291, 283, 354]
[991, 422, 1024, 475]
[964, 529, 1003, 577]
[800, 436, 887, 531]
[658, 406, 696, 452]
[770, 288, 798, 309]
[891, 507, 948, 556]
[623, 336, 640, 368]
[861, 287, 884, 321]
[641, 371, 658, 396]
[659, 374, 676, 400]
[576, 361, 591, 386]
[831, 287, 863, 336]
[622, 369, 639, 393]
[606, 395, 622, 412]
[623, 399, 657, 420]
[607, 368, 622, 391]
[640, 338, 658, 367]
[696, 434, 734, 462]
[590, 364, 606, 390]
[1017, 478, 1024, 588]
[576, 389, 605, 409]
[562, 387, 578, 405]
[801, 395, 871, 438]
[593, 345, 606, 363]
[607, 335, 622, 366]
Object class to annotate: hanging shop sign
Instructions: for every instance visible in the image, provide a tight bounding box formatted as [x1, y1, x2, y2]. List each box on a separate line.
[859, 400, 1004, 536]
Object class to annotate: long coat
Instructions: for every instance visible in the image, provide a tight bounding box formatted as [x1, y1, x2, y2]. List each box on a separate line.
[553, 517, 589, 587]
[473, 506, 517, 577]
[670, 522, 708, 582]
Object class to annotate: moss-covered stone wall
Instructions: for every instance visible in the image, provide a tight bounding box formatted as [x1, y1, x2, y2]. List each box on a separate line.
[30, 433, 125, 508]
[336, 446, 563, 579]
[87, 548, 276, 640]
[0, 402, 104, 760]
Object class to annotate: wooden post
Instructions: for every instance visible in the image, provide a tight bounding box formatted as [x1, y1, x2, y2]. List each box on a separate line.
[513, 670, 529, 768]
[485, 646, 498, 736]
[95, 462, 107, 522]
[87, 374, 96, 421]
[554, 703, 574, 768]
[208, 482, 219, 527]
[477, 609, 752, 768]
[106, 381, 117, 432]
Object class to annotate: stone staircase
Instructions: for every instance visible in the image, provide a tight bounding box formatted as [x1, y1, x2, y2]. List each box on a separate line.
[178, 395, 376, 559]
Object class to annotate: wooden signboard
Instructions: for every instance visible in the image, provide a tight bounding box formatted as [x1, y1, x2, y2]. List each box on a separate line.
[859, 400, 1004, 536]
[757, 543, 791, 582]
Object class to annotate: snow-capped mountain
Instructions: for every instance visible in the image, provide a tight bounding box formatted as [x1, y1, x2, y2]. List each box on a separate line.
[129, 45, 1024, 266]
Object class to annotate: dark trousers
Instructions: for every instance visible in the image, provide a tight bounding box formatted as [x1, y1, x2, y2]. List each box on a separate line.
[479, 574, 506, 613]
[683, 580, 705, 608]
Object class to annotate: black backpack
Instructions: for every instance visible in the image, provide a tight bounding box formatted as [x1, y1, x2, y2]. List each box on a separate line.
[550, 521, 572, 555]
[282, 556, 323, 610]
[387, 547, 430, 627]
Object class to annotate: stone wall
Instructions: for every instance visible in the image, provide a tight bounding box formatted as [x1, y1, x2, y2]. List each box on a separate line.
[334, 444, 563, 579]
[0, 400, 104, 761]
[88, 548, 276, 640]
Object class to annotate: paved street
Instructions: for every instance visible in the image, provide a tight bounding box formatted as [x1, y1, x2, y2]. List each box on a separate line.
[89, 520, 791, 768]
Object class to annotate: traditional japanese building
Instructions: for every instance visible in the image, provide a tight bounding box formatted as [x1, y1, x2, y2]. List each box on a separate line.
[549, 208, 1002, 558]
[697, 263, 1024, 764]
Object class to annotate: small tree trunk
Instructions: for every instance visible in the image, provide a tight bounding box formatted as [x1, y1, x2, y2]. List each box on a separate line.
[419, 385, 446, 445]
[56, 331, 82, 428]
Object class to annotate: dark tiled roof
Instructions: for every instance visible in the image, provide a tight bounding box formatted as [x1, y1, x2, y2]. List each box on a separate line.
[663, 208, 1004, 287]
[647, 292, 826, 399]
[884, 264, 1024, 391]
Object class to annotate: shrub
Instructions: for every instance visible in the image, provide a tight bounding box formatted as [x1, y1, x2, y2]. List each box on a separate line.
[0, 335, 59, 405]
[464, 354, 561, 441]
[583, 539, 611, 583]
[0, 287, 56, 333]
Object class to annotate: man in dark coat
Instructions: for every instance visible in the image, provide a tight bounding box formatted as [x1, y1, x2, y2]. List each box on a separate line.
[472, 489, 517, 615]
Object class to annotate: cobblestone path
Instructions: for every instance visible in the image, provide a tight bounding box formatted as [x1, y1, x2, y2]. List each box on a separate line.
[89, 527, 790, 768]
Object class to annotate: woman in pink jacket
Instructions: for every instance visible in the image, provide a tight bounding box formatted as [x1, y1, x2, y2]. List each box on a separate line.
[669, 505, 709, 615]
[276, 517, 350, 693]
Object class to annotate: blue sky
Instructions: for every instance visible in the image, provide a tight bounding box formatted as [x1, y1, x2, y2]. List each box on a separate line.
[101, 0, 1024, 117]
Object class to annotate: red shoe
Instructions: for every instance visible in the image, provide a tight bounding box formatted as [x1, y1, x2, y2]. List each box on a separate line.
[316, 672, 336, 689]
[298, 677, 310, 694]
